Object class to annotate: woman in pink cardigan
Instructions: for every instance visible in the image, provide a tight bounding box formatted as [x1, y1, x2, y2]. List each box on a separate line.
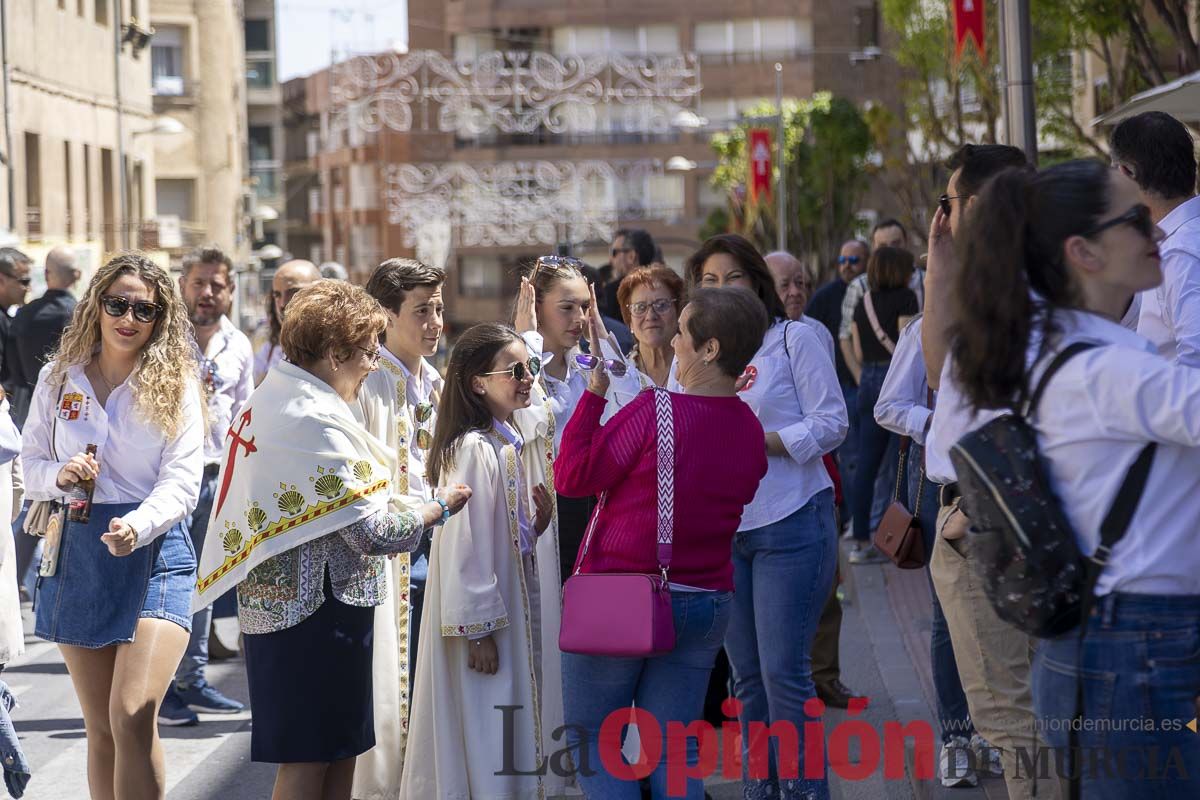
[556, 287, 770, 799]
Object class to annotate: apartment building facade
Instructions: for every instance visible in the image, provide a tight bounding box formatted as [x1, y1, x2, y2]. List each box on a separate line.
[1, 0, 159, 286]
[299, 0, 896, 329]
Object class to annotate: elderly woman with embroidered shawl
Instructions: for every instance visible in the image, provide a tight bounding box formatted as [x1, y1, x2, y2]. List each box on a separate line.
[192, 281, 470, 800]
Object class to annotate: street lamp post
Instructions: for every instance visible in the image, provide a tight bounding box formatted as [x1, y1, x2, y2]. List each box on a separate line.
[999, 0, 1037, 163]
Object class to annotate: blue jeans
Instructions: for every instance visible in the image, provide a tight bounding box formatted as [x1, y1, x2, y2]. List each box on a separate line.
[852, 363, 897, 542]
[908, 445, 973, 744]
[726, 489, 836, 800]
[1033, 593, 1200, 798]
[176, 466, 218, 687]
[563, 591, 734, 799]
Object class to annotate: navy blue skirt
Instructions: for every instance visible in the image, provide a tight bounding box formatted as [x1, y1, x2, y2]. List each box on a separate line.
[35, 502, 196, 648]
[243, 572, 375, 763]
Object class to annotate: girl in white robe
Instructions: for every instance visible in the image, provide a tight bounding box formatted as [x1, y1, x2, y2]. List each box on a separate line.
[402, 324, 553, 800]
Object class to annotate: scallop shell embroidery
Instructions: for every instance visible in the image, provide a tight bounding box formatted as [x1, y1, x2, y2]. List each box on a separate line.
[274, 483, 307, 517]
[222, 528, 244, 555]
[352, 460, 374, 483]
[313, 473, 346, 500]
[245, 505, 268, 532]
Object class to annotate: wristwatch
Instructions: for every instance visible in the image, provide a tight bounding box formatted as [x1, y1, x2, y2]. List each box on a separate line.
[434, 497, 451, 526]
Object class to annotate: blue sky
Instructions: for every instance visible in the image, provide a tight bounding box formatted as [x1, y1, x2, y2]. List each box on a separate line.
[277, 0, 409, 81]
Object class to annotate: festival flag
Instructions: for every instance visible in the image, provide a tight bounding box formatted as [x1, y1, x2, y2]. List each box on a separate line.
[748, 128, 773, 203]
[953, 0, 986, 63]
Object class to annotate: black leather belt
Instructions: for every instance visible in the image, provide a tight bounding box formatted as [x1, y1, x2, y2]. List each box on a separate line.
[938, 482, 960, 508]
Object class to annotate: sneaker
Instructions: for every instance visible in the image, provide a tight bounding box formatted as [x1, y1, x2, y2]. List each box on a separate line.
[158, 688, 198, 727]
[971, 733, 1004, 776]
[940, 736, 978, 788]
[176, 680, 245, 714]
[848, 543, 887, 564]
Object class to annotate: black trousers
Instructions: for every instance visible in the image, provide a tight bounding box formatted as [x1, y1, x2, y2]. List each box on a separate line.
[556, 493, 596, 586]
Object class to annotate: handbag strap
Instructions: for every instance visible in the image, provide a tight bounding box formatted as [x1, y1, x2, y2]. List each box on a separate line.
[891, 437, 910, 504]
[50, 379, 64, 462]
[863, 292, 896, 355]
[572, 387, 676, 577]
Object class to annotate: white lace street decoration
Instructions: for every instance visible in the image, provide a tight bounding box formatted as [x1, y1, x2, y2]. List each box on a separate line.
[330, 49, 702, 137]
[384, 160, 670, 248]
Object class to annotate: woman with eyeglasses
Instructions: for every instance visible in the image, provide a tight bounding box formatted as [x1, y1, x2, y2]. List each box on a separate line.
[938, 160, 1200, 799]
[20, 253, 205, 798]
[684, 234, 848, 800]
[402, 323, 554, 799]
[191, 281, 469, 800]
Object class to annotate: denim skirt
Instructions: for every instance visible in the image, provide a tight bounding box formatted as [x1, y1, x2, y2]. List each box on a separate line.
[35, 502, 196, 648]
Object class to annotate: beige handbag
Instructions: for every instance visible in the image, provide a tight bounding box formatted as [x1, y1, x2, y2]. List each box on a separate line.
[24, 383, 66, 538]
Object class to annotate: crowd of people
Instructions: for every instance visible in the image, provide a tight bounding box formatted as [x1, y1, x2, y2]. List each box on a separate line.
[0, 108, 1193, 800]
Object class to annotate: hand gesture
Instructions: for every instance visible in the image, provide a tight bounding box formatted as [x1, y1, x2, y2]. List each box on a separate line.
[587, 282, 610, 344]
[532, 483, 554, 535]
[467, 634, 499, 675]
[101, 517, 138, 557]
[56, 451, 99, 491]
[515, 277, 538, 335]
[436, 483, 473, 515]
[925, 205, 957, 284]
[584, 313, 611, 397]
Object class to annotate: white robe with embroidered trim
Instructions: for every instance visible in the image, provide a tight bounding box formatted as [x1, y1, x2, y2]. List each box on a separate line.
[352, 357, 441, 800]
[400, 431, 544, 800]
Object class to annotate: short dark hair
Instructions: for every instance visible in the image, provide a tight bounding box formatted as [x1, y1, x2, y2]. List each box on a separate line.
[684, 233, 788, 320]
[0, 247, 31, 277]
[872, 218, 908, 242]
[365, 258, 445, 312]
[946, 144, 1030, 197]
[867, 246, 915, 292]
[181, 245, 234, 279]
[1110, 111, 1198, 199]
[684, 287, 769, 379]
[614, 228, 656, 267]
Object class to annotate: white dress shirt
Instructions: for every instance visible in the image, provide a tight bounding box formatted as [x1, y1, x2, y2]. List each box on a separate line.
[22, 362, 204, 545]
[521, 331, 587, 450]
[1137, 195, 1200, 367]
[199, 317, 255, 464]
[800, 314, 835, 362]
[995, 309, 1200, 596]
[875, 317, 932, 444]
[253, 340, 285, 385]
[731, 319, 848, 531]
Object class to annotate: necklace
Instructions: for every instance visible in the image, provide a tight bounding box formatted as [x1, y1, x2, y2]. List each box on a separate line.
[91, 364, 124, 395]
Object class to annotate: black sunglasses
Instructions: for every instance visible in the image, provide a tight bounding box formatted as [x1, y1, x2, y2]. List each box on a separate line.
[938, 193, 968, 217]
[1083, 204, 1156, 240]
[0, 270, 31, 287]
[101, 295, 163, 323]
[481, 359, 541, 382]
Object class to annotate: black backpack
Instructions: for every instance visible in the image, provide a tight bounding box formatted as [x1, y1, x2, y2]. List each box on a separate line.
[948, 342, 1156, 639]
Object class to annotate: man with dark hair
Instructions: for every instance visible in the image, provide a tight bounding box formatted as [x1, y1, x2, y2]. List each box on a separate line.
[600, 228, 656, 319]
[0, 247, 33, 394]
[1110, 111, 1200, 366]
[8, 246, 79, 426]
[920, 143, 1068, 799]
[159, 245, 252, 725]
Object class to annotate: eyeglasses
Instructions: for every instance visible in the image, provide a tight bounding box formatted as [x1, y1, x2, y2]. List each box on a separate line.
[532, 255, 585, 281]
[101, 295, 163, 323]
[837, 255, 861, 266]
[938, 193, 968, 217]
[357, 346, 382, 366]
[0, 270, 31, 287]
[611, 246, 632, 257]
[1082, 203, 1156, 240]
[574, 353, 629, 377]
[627, 298, 677, 318]
[481, 359, 541, 382]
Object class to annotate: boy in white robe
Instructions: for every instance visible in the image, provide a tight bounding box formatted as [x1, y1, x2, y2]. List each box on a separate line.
[353, 259, 446, 799]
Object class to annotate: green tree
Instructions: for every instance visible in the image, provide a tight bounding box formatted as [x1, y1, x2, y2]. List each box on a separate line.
[707, 92, 873, 269]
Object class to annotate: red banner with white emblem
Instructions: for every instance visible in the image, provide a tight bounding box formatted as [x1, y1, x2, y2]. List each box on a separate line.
[748, 128, 772, 203]
[953, 0, 986, 63]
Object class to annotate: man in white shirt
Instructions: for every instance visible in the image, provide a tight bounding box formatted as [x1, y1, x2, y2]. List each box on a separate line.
[921, 144, 1071, 800]
[1109, 112, 1200, 367]
[160, 246, 254, 726]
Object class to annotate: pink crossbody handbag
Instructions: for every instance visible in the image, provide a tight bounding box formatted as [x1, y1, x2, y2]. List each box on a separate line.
[559, 387, 676, 657]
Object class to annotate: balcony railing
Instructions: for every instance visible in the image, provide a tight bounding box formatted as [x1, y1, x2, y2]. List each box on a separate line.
[25, 207, 41, 240]
[696, 48, 813, 66]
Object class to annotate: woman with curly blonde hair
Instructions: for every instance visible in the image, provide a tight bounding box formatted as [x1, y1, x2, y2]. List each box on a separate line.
[21, 251, 205, 800]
